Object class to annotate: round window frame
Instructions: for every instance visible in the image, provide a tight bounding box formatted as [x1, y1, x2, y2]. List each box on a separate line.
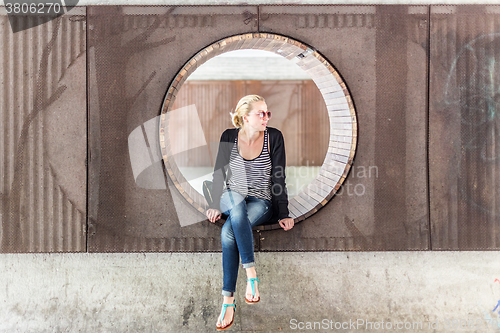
[159, 33, 357, 230]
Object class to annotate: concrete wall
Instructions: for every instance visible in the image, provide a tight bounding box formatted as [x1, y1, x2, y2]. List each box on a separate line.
[2, 252, 500, 332]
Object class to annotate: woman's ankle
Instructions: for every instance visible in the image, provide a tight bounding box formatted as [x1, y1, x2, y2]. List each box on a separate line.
[223, 296, 234, 304]
[245, 266, 257, 279]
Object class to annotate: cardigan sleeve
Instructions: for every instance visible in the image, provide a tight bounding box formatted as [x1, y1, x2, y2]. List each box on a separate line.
[269, 128, 290, 220]
[209, 129, 232, 210]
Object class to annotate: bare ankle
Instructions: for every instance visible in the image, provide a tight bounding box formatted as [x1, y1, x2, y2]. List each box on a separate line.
[223, 296, 234, 304]
[245, 266, 257, 278]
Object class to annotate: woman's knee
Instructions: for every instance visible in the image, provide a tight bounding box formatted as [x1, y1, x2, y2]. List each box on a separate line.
[227, 210, 250, 230]
[220, 190, 246, 214]
[221, 225, 236, 247]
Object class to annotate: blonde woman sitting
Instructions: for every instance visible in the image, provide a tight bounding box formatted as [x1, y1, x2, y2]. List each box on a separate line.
[206, 95, 294, 330]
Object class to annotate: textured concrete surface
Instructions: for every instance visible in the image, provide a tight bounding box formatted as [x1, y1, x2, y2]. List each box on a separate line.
[1, 251, 500, 332]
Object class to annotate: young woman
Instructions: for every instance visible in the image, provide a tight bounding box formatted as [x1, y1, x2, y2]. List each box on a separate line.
[205, 95, 294, 330]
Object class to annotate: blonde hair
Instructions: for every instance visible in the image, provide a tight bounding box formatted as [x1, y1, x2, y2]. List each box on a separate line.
[230, 95, 265, 128]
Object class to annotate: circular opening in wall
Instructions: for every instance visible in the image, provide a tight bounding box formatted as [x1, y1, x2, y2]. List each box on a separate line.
[159, 33, 357, 230]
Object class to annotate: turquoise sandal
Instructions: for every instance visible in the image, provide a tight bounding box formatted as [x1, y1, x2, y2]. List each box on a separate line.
[216, 301, 236, 331]
[245, 277, 260, 304]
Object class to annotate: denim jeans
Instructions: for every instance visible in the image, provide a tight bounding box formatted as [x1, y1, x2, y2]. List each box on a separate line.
[219, 189, 272, 296]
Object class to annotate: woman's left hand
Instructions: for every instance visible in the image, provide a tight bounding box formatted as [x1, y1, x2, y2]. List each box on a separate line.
[279, 218, 294, 231]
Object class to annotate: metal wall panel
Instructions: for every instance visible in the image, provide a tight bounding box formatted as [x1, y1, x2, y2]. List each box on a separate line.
[10, 4, 498, 252]
[87, 5, 430, 252]
[258, 5, 430, 251]
[429, 5, 500, 250]
[0, 8, 87, 252]
[87, 6, 260, 252]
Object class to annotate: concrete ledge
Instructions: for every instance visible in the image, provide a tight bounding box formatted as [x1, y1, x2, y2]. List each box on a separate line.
[1, 252, 499, 332]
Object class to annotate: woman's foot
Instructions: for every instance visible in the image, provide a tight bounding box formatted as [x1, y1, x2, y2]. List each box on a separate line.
[216, 296, 235, 331]
[245, 267, 260, 303]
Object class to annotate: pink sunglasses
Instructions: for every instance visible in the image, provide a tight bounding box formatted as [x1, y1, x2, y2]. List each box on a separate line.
[247, 111, 272, 119]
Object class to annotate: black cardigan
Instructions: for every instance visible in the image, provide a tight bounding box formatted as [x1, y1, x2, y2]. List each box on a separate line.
[209, 127, 290, 223]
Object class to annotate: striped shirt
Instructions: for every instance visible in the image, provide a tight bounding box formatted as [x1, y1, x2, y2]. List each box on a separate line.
[226, 129, 272, 201]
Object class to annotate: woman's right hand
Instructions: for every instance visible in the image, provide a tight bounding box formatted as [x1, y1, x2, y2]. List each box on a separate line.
[206, 209, 222, 223]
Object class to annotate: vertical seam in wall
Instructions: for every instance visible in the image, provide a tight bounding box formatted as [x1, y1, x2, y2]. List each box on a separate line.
[257, 6, 260, 250]
[257, 5, 260, 33]
[426, 5, 432, 251]
[85, 5, 89, 253]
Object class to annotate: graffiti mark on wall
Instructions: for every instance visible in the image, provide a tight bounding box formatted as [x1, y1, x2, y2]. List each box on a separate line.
[444, 32, 500, 163]
[443, 32, 500, 216]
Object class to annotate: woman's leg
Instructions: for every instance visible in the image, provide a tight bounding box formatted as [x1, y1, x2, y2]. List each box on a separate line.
[220, 190, 248, 296]
[220, 215, 240, 296]
[217, 192, 272, 326]
[221, 193, 272, 291]
[217, 190, 246, 329]
[242, 197, 272, 302]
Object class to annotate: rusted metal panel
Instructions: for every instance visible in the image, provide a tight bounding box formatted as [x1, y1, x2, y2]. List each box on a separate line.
[3, 4, 500, 254]
[0, 8, 87, 252]
[0, 4, 434, 253]
[259, 5, 430, 251]
[87, 6, 260, 252]
[429, 5, 500, 250]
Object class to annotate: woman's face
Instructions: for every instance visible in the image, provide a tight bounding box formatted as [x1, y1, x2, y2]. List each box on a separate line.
[244, 101, 269, 132]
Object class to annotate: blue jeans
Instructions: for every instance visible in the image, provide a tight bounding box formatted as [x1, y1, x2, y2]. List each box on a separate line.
[219, 189, 272, 296]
